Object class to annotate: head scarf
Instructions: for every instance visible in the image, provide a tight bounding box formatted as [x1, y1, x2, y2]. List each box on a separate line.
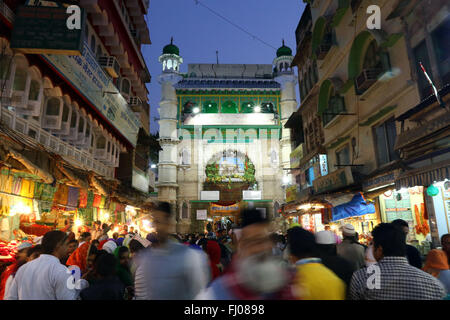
[102, 240, 117, 254]
[113, 246, 133, 287]
[423, 249, 450, 277]
[66, 242, 92, 273]
[116, 237, 124, 247]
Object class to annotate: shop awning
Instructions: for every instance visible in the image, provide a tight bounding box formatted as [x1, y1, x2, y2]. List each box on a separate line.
[331, 193, 375, 222]
[395, 159, 450, 189]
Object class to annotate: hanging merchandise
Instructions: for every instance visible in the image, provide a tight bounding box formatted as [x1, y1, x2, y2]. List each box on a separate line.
[92, 194, 102, 208]
[67, 187, 80, 208]
[53, 184, 69, 206]
[426, 185, 439, 197]
[12, 177, 23, 195]
[87, 191, 94, 208]
[99, 196, 106, 209]
[33, 200, 41, 221]
[414, 204, 430, 236]
[19, 179, 35, 199]
[78, 189, 88, 208]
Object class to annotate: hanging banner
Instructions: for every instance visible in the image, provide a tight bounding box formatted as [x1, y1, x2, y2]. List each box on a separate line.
[42, 41, 141, 146]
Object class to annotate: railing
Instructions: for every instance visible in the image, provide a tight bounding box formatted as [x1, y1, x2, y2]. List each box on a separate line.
[1, 108, 115, 178]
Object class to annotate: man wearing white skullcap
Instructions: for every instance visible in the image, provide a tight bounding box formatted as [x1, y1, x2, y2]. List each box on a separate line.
[336, 224, 366, 270]
[315, 230, 355, 293]
[102, 240, 117, 254]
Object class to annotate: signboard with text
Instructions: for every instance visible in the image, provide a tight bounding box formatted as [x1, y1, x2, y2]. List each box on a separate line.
[11, 5, 86, 55]
[286, 185, 298, 203]
[290, 144, 304, 169]
[201, 191, 220, 201]
[196, 210, 207, 220]
[42, 41, 141, 146]
[313, 167, 354, 194]
[243, 190, 262, 200]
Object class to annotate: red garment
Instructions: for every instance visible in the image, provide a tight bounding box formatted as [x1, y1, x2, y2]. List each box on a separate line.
[98, 239, 109, 250]
[66, 242, 91, 273]
[92, 194, 102, 208]
[78, 189, 88, 208]
[206, 240, 221, 281]
[0, 262, 18, 300]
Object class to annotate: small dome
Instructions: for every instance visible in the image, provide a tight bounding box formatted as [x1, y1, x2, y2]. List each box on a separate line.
[276, 39, 292, 57]
[163, 37, 179, 55]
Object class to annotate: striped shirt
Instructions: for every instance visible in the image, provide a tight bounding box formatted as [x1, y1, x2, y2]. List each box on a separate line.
[350, 256, 446, 300]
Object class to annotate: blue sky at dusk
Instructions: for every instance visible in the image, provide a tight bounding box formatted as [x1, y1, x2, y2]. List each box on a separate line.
[143, 0, 306, 134]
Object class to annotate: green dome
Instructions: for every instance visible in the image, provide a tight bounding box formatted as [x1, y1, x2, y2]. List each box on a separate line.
[163, 37, 179, 55]
[276, 45, 292, 57]
[276, 39, 292, 57]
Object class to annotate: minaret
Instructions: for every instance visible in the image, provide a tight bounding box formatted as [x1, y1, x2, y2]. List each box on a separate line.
[273, 40, 297, 186]
[157, 38, 183, 230]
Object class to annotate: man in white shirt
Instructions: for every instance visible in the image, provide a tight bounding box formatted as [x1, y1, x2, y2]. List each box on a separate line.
[5, 230, 88, 300]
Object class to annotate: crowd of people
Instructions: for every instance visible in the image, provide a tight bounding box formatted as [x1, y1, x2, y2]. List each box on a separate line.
[0, 201, 449, 300]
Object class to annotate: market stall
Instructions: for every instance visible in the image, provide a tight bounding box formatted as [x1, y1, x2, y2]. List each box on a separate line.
[329, 193, 379, 246]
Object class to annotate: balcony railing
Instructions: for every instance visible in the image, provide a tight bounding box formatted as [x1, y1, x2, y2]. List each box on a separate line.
[1, 108, 115, 178]
[315, 38, 332, 60]
[355, 68, 383, 94]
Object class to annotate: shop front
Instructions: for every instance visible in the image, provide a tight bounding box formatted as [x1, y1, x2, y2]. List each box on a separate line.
[328, 193, 379, 246]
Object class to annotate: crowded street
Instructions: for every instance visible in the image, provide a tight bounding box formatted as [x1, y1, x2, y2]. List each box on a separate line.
[0, 0, 449, 304]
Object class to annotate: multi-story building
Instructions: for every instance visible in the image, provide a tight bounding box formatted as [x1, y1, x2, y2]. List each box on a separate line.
[288, 0, 448, 248]
[157, 40, 298, 233]
[0, 0, 153, 237]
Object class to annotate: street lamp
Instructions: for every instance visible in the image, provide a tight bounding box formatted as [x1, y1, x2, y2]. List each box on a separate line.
[193, 107, 200, 114]
[150, 164, 156, 169]
[254, 105, 261, 113]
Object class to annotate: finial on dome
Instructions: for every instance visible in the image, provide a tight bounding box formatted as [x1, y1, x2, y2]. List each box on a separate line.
[171, 37, 173, 45]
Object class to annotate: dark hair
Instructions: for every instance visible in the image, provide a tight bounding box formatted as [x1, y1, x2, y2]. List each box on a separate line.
[287, 227, 317, 259]
[68, 239, 79, 245]
[441, 233, 450, 244]
[27, 245, 43, 257]
[372, 223, 406, 257]
[80, 232, 91, 239]
[41, 231, 68, 255]
[102, 223, 109, 230]
[88, 244, 98, 256]
[95, 253, 117, 278]
[118, 246, 129, 257]
[129, 239, 144, 253]
[112, 232, 119, 239]
[91, 239, 100, 246]
[391, 219, 409, 229]
[155, 201, 172, 217]
[316, 243, 337, 257]
[240, 209, 268, 228]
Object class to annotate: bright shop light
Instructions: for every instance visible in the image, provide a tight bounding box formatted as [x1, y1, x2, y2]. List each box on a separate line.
[75, 219, 83, 227]
[10, 201, 32, 216]
[193, 107, 200, 114]
[254, 106, 261, 113]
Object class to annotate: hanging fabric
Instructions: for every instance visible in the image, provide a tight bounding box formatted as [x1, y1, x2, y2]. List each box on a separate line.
[99, 196, 106, 209]
[12, 177, 22, 195]
[87, 191, 94, 208]
[92, 194, 101, 208]
[78, 189, 88, 208]
[67, 186, 80, 208]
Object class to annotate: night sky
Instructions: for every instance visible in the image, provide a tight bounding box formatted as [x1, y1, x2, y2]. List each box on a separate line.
[143, 0, 306, 134]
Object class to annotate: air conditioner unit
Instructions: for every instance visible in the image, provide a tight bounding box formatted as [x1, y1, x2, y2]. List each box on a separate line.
[98, 56, 121, 78]
[355, 68, 382, 93]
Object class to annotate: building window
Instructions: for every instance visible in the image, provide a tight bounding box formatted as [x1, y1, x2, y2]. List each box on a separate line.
[363, 40, 382, 70]
[336, 145, 350, 166]
[121, 78, 131, 96]
[182, 203, 188, 219]
[0, 54, 12, 80]
[431, 18, 450, 85]
[13, 67, 27, 91]
[28, 80, 40, 101]
[373, 118, 399, 167]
